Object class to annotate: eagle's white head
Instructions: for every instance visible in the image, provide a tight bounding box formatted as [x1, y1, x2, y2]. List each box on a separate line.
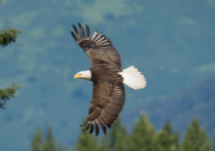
[74, 70, 92, 80]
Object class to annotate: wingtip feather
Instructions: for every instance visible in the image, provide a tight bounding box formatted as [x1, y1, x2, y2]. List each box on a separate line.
[90, 124, 94, 134]
[101, 125, 107, 135]
[78, 23, 85, 38]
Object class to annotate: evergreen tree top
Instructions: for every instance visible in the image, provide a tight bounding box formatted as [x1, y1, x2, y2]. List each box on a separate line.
[181, 118, 213, 151]
[0, 84, 21, 109]
[0, 27, 22, 46]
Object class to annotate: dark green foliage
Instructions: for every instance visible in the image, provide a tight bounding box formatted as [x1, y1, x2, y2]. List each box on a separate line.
[73, 118, 99, 151]
[0, 84, 21, 109]
[43, 127, 56, 151]
[75, 128, 99, 151]
[157, 120, 179, 151]
[0, 27, 21, 46]
[100, 118, 129, 151]
[181, 118, 213, 151]
[31, 116, 215, 151]
[30, 126, 70, 151]
[30, 128, 43, 151]
[128, 112, 157, 151]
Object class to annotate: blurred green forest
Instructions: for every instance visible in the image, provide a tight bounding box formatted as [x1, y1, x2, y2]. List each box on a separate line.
[30, 114, 214, 151]
[134, 76, 215, 139]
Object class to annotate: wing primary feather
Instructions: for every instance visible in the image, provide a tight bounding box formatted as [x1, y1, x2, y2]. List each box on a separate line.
[85, 123, 90, 130]
[95, 124, 99, 136]
[97, 39, 111, 46]
[107, 124, 111, 129]
[101, 125, 107, 135]
[90, 124, 94, 134]
[83, 120, 87, 126]
[91, 30, 98, 42]
[99, 116, 108, 125]
[86, 24, 90, 38]
[93, 33, 103, 43]
[95, 36, 105, 44]
[80, 120, 87, 127]
[101, 112, 113, 124]
[73, 25, 81, 40]
[71, 32, 79, 43]
[78, 23, 85, 39]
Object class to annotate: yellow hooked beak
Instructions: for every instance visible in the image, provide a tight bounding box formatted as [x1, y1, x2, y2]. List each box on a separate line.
[74, 74, 81, 79]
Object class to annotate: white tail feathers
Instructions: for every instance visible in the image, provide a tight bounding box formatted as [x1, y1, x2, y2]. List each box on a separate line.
[118, 66, 146, 90]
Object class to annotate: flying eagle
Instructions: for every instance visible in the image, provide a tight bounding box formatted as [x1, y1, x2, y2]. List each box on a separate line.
[72, 23, 146, 136]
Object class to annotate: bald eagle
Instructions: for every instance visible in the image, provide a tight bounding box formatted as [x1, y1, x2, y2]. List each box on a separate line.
[72, 23, 146, 136]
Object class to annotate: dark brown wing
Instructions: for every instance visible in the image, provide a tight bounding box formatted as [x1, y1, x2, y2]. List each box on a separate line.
[82, 64, 125, 135]
[71, 23, 122, 68]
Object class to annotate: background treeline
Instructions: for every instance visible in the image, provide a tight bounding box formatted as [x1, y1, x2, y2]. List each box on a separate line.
[30, 113, 214, 151]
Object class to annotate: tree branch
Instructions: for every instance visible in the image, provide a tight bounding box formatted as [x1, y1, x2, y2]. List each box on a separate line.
[0, 27, 22, 46]
[0, 84, 21, 109]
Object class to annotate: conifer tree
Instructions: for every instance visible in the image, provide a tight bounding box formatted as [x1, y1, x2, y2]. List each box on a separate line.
[0, 1, 21, 109]
[30, 126, 70, 151]
[128, 112, 157, 151]
[30, 127, 43, 151]
[75, 122, 99, 151]
[100, 117, 129, 151]
[157, 120, 179, 151]
[55, 143, 71, 151]
[180, 118, 213, 151]
[42, 127, 56, 151]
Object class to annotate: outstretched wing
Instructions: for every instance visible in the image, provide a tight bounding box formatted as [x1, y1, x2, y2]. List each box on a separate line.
[82, 65, 125, 135]
[71, 23, 122, 69]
